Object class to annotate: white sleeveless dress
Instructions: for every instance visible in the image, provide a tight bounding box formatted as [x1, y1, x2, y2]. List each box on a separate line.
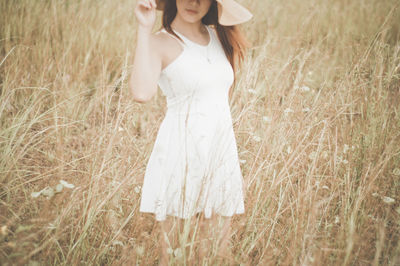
[139, 25, 245, 221]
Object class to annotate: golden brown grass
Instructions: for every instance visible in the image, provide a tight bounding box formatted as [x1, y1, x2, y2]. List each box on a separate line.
[1, 0, 400, 265]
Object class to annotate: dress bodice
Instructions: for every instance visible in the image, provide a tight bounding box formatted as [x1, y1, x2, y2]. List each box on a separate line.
[156, 25, 234, 116]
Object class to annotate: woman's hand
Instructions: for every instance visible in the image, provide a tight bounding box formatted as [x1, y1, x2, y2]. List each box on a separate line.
[134, 0, 157, 31]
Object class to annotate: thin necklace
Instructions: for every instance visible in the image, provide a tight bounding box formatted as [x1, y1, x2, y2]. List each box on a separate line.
[172, 25, 212, 64]
[201, 26, 212, 64]
[205, 48, 211, 64]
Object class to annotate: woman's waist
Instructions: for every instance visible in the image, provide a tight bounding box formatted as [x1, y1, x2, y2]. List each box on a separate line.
[166, 101, 230, 117]
[166, 94, 229, 110]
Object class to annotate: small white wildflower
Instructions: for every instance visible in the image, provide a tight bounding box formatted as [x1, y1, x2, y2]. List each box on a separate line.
[112, 240, 124, 247]
[300, 86, 311, 92]
[42, 187, 55, 198]
[60, 180, 75, 189]
[55, 183, 63, 193]
[322, 185, 329, 190]
[308, 151, 317, 160]
[136, 246, 145, 256]
[248, 89, 257, 95]
[334, 216, 340, 224]
[31, 191, 42, 198]
[262, 116, 272, 123]
[134, 185, 141, 194]
[1, 225, 9, 236]
[284, 108, 294, 114]
[302, 107, 311, 112]
[343, 144, 349, 154]
[252, 135, 261, 142]
[286, 145, 292, 154]
[174, 248, 183, 258]
[393, 168, 400, 176]
[382, 196, 395, 204]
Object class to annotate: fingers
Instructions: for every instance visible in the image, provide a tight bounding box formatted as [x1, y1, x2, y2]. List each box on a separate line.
[137, 0, 157, 10]
[150, 0, 157, 8]
[138, 0, 151, 9]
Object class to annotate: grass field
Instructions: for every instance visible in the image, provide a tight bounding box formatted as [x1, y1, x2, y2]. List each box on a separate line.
[1, 0, 400, 265]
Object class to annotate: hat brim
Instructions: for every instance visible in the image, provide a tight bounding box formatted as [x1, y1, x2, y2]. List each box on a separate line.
[155, 0, 252, 26]
[216, 0, 253, 26]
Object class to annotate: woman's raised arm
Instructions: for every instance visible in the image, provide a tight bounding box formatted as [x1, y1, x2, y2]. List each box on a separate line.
[129, 0, 162, 103]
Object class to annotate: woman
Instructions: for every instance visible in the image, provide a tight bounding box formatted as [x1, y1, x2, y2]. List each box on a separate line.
[130, 0, 252, 264]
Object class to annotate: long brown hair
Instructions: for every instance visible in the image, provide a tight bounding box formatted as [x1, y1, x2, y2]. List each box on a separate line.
[161, 0, 250, 76]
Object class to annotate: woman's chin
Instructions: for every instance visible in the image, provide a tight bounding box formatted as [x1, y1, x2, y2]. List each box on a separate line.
[180, 14, 204, 24]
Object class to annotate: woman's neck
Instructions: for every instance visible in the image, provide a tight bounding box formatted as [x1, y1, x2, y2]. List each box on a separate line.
[170, 14, 207, 38]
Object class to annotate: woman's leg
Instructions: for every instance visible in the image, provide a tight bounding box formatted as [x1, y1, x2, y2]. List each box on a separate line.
[200, 214, 233, 262]
[184, 214, 202, 264]
[209, 214, 231, 258]
[215, 215, 232, 259]
[159, 216, 178, 265]
[160, 216, 202, 265]
[159, 213, 233, 264]
[198, 213, 210, 260]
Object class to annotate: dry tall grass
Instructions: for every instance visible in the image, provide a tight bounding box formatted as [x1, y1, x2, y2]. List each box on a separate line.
[1, 0, 400, 265]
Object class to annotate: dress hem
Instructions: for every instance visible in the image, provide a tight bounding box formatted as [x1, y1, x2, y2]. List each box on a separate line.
[139, 208, 245, 221]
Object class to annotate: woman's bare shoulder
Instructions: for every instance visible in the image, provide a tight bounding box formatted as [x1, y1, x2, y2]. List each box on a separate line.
[152, 29, 182, 49]
[151, 29, 184, 66]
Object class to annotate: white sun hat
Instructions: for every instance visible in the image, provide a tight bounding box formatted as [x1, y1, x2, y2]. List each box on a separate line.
[156, 0, 253, 26]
